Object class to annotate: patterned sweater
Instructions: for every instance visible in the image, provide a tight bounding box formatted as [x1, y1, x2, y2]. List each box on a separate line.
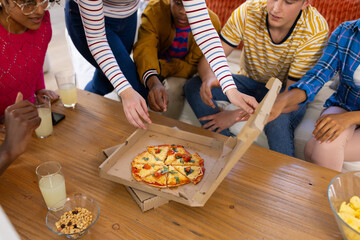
[0, 11, 51, 117]
[75, 0, 236, 95]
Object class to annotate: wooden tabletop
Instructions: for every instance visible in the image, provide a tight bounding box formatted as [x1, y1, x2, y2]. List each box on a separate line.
[0, 90, 342, 240]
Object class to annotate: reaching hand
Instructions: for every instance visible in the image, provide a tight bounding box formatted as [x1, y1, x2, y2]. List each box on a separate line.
[313, 113, 352, 143]
[2, 100, 41, 160]
[268, 100, 286, 123]
[120, 88, 152, 129]
[225, 88, 258, 114]
[199, 77, 221, 108]
[147, 77, 168, 112]
[198, 109, 248, 133]
[36, 89, 59, 103]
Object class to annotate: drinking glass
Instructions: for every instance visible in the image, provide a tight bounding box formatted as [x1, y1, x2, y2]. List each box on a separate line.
[35, 95, 53, 138]
[55, 71, 77, 108]
[36, 161, 67, 211]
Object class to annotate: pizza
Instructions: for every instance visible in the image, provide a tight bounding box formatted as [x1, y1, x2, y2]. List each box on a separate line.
[131, 144, 205, 188]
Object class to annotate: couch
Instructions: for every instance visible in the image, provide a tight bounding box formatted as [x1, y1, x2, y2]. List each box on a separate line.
[66, 0, 360, 171]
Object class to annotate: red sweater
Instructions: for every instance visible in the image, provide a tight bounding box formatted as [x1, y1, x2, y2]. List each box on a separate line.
[0, 11, 52, 117]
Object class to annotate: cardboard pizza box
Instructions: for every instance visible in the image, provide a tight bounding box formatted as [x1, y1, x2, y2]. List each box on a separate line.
[103, 145, 169, 212]
[99, 78, 282, 207]
[125, 186, 169, 212]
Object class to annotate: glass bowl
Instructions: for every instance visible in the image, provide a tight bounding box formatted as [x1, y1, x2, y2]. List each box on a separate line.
[46, 193, 100, 239]
[328, 171, 360, 240]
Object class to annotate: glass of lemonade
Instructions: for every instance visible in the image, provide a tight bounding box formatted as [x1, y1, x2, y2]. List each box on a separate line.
[36, 161, 67, 211]
[35, 95, 53, 138]
[55, 70, 77, 108]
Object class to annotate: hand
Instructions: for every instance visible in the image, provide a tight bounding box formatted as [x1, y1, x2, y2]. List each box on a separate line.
[147, 76, 168, 112]
[120, 88, 152, 129]
[36, 89, 59, 103]
[199, 77, 221, 108]
[198, 109, 248, 133]
[268, 100, 287, 123]
[225, 88, 258, 114]
[313, 112, 352, 143]
[2, 100, 41, 160]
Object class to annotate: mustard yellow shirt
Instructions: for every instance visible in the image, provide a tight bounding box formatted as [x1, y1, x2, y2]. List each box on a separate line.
[221, 0, 329, 84]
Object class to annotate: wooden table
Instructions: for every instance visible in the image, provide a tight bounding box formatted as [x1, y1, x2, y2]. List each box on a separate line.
[0, 90, 342, 239]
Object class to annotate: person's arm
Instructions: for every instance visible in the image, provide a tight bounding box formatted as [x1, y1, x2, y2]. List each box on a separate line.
[197, 40, 258, 113]
[133, 1, 164, 87]
[269, 24, 343, 123]
[0, 100, 41, 175]
[34, 69, 59, 102]
[268, 88, 307, 122]
[77, 0, 151, 129]
[197, 40, 234, 108]
[183, 0, 258, 113]
[182, 0, 236, 92]
[133, 2, 169, 112]
[313, 111, 360, 143]
[146, 75, 168, 112]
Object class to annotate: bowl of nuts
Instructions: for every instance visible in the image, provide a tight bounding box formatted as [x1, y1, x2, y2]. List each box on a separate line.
[46, 193, 100, 239]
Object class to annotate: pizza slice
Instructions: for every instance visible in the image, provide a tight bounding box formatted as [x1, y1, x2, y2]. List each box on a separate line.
[166, 166, 190, 187]
[131, 163, 163, 182]
[169, 152, 204, 167]
[164, 145, 189, 165]
[142, 165, 169, 188]
[190, 153, 205, 167]
[133, 151, 164, 165]
[147, 145, 170, 162]
[174, 166, 205, 184]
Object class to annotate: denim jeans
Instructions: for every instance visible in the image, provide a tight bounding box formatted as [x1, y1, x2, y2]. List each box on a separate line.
[65, 0, 147, 98]
[184, 75, 306, 157]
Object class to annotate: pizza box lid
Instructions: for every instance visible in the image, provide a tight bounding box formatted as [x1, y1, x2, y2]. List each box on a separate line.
[103, 145, 169, 212]
[99, 78, 281, 207]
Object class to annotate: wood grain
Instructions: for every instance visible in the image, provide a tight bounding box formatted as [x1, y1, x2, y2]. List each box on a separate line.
[0, 90, 342, 240]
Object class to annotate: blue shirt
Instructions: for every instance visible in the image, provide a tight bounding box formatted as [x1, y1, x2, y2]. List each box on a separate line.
[290, 19, 360, 111]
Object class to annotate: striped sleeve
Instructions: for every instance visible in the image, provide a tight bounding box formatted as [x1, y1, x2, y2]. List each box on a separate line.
[77, 0, 132, 94]
[182, 0, 236, 93]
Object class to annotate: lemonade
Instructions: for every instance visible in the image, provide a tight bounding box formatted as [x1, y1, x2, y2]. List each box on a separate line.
[59, 83, 77, 108]
[35, 107, 53, 138]
[39, 173, 66, 210]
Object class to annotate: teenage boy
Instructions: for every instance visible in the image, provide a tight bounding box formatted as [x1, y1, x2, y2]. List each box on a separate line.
[184, 0, 328, 157]
[133, 0, 221, 119]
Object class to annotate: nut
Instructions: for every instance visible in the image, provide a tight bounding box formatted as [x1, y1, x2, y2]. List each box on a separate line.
[55, 207, 93, 235]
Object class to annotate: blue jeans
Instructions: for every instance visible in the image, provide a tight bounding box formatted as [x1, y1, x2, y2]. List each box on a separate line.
[184, 75, 306, 157]
[65, 0, 147, 98]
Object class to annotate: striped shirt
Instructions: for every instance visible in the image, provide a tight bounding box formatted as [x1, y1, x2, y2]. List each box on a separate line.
[76, 0, 236, 94]
[291, 19, 360, 111]
[220, 0, 329, 85]
[160, 24, 191, 62]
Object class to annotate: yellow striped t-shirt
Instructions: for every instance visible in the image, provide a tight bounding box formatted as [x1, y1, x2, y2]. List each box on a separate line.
[220, 0, 329, 84]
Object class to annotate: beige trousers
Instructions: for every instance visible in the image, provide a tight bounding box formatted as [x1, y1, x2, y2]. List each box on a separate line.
[159, 77, 188, 119]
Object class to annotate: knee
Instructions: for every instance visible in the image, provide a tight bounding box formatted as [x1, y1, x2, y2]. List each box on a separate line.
[304, 139, 315, 162]
[165, 77, 187, 96]
[265, 115, 292, 134]
[184, 76, 201, 98]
